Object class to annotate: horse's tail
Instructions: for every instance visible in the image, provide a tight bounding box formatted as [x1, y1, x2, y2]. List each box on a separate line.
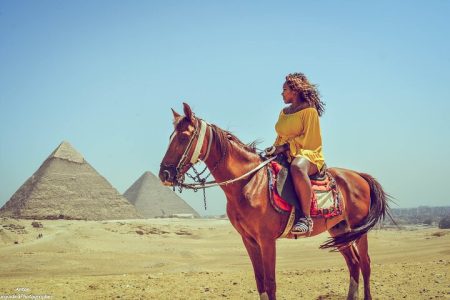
[320, 172, 395, 250]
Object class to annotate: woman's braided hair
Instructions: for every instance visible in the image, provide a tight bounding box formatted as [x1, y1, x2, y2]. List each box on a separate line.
[285, 72, 325, 116]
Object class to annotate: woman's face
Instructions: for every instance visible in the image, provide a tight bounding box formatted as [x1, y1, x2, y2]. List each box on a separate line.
[282, 82, 297, 104]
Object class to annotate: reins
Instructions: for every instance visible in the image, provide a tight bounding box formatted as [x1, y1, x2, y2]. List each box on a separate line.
[165, 117, 275, 210]
[179, 156, 276, 189]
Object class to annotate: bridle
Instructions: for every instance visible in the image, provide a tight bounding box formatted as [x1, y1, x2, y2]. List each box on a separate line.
[160, 117, 216, 186]
[160, 116, 276, 209]
[176, 118, 213, 175]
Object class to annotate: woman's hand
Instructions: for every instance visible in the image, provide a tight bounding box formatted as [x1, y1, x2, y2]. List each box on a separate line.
[264, 144, 288, 157]
[264, 146, 277, 156]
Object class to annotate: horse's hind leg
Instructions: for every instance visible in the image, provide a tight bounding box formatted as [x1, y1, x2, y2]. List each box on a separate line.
[356, 234, 372, 300]
[340, 244, 361, 300]
[329, 222, 360, 300]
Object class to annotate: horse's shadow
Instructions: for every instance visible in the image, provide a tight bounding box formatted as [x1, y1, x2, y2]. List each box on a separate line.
[316, 293, 346, 300]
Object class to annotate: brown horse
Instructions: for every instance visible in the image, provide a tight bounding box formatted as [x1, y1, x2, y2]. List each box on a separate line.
[159, 103, 392, 300]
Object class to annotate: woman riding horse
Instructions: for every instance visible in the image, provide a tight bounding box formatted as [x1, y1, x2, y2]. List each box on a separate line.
[159, 78, 392, 299]
[265, 72, 325, 235]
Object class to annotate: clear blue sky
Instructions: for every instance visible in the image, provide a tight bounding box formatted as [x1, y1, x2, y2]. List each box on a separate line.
[1, 1, 449, 216]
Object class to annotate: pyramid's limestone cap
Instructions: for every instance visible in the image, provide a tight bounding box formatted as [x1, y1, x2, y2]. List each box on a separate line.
[48, 141, 84, 163]
[142, 171, 154, 178]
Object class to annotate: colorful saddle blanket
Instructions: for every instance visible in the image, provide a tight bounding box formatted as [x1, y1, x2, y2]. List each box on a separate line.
[268, 161, 343, 218]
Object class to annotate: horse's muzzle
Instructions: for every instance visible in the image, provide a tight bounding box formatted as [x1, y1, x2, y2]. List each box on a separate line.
[159, 166, 176, 186]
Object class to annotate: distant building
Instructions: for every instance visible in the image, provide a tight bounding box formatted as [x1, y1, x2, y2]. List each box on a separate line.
[387, 206, 450, 225]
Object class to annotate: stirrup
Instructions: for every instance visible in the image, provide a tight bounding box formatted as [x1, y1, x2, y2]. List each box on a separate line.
[291, 217, 313, 235]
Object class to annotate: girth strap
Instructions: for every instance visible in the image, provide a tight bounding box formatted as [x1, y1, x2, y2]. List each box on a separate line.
[279, 207, 296, 238]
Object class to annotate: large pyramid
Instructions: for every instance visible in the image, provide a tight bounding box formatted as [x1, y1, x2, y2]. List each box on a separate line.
[0, 141, 141, 220]
[124, 171, 200, 218]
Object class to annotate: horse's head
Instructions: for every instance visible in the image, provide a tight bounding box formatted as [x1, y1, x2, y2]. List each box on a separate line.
[159, 102, 211, 186]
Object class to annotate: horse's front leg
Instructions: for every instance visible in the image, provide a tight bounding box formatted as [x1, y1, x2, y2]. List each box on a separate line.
[241, 236, 265, 296]
[260, 238, 277, 300]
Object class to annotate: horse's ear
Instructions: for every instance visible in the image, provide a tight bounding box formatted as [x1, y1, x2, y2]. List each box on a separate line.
[183, 102, 194, 122]
[171, 108, 181, 119]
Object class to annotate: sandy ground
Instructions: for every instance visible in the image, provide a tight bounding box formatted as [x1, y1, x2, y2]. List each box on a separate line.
[0, 218, 449, 300]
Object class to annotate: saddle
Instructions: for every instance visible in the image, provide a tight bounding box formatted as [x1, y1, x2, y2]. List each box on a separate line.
[268, 154, 343, 218]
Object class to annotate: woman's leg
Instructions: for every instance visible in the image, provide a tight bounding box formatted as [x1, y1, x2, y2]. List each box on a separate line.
[290, 156, 318, 233]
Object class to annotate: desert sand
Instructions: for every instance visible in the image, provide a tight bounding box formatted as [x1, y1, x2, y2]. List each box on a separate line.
[0, 217, 449, 299]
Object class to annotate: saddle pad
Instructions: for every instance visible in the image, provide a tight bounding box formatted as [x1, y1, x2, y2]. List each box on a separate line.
[268, 161, 343, 218]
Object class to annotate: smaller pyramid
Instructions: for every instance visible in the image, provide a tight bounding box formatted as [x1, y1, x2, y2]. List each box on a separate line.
[124, 171, 200, 218]
[0, 141, 141, 220]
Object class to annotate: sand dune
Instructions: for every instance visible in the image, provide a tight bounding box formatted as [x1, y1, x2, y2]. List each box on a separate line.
[0, 218, 449, 299]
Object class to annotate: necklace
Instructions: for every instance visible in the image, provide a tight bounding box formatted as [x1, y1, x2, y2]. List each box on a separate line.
[285, 103, 310, 114]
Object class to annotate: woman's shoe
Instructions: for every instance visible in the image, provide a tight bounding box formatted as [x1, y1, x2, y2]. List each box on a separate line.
[291, 217, 313, 235]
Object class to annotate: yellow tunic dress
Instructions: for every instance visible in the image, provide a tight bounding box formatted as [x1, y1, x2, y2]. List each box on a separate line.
[274, 107, 325, 170]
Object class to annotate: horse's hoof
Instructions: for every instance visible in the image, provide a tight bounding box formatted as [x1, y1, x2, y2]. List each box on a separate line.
[260, 292, 269, 300]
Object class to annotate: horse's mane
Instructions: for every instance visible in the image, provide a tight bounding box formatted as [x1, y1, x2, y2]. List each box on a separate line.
[210, 124, 259, 156]
[175, 116, 259, 158]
